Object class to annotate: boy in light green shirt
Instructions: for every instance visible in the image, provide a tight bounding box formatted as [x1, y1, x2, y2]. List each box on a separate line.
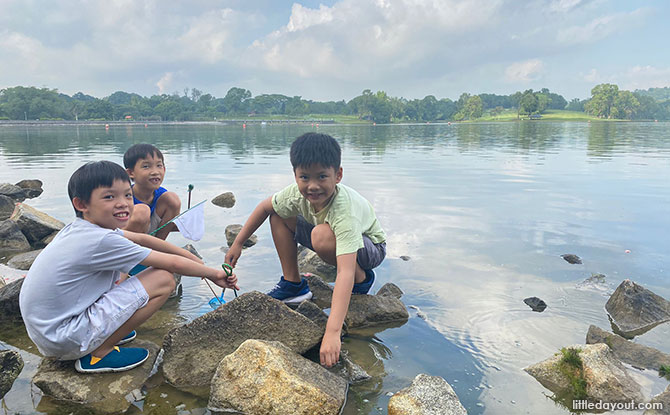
[225, 132, 387, 368]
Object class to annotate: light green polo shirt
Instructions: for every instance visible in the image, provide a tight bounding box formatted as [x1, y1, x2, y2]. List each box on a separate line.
[272, 183, 386, 256]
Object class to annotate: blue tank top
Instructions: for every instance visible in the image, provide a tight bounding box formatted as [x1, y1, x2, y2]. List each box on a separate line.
[133, 186, 167, 214]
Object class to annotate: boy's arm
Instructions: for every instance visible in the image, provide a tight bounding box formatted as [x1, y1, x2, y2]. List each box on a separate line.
[224, 196, 275, 267]
[123, 230, 203, 264]
[140, 250, 239, 289]
[320, 252, 357, 367]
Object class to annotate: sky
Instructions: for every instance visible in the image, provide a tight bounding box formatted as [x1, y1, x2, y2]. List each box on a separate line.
[1, 0, 669, 102]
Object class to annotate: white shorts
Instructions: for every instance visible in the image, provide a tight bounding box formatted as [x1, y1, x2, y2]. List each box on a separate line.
[56, 276, 149, 360]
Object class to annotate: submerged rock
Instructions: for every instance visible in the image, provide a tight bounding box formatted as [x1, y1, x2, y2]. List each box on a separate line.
[388, 373, 467, 415]
[32, 339, 159, 414]
[7, 249, 42, 270]
[0, 195, 15, 221]
[524, 343, 643, 406]
[162, 291, 323, 387]
[208, 339, 347, 415]
[298, 246, 337, 280]
[586, 325, 670, 371]
[524, 296, 547, 312]
[225, 224, 257, 247]
[0, 278, 24, 324]
[605, 279, 670, 338]
[10, 203, 64, 245]
[399, 255, 411, 261]
[0, 220, 31, 258]
[333, 351, 371, 384]
[561, 254, 582, 264]
[0, 349, 24, 399]
[377, 282, 404, 299]
[0, 183, 26, 202]
[211, 192, 236, 208]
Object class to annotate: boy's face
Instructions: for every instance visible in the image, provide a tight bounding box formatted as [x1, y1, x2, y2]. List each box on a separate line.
[74, 179, 134, 229]
[294, 164, 342, 212]
[127, 153, 165, 191]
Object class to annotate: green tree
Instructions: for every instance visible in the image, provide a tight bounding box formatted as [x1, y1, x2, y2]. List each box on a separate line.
[585, 83, 619, 118]
[222, 87, 251, 115]
[463, 95, 483, 119]
[519, 90, 538, 117]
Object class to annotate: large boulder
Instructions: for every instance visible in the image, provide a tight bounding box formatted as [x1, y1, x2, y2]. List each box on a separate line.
[0, 220, 31, 258]
[0, 349, 24, 399]
[605, 279, 670, 338]
[0, 195, 15, 221]
[298, 247, 337, 281]
[15, 179, 43, 199]
[225, 224, 257, 247]
[645, 385, 670, 415]
[10, 203, 65, 245]
[211, 192, 236, 208]
[388, 374, 466, 415]
[586, 325, 670, 371]
[524, 343, 643, 407]
[0, 278, 24, 324]
[32, 339, 159, 414]
[0, 183, 26, 202]
[7, 249, 42, 270]
[162, 291, 324, 387]
[208, 339, 347, 415]
[304, 273, 335, 309]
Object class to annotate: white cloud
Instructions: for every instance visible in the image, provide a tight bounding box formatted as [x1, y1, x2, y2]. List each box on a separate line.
[557, 8, 649, 45]
[582, 68, 600, 83]
[619, 65, 670, 90]
[504, 59, 544, 82]
[156, 72, 175, 94]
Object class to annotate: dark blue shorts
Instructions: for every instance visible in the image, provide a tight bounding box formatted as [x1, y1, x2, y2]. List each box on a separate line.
[295, 215, 386, 270]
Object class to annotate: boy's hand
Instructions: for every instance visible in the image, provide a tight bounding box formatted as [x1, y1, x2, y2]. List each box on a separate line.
[224, 243, 243, 268]
[319, 331, 341, 368]
[209, 269, 239, 290]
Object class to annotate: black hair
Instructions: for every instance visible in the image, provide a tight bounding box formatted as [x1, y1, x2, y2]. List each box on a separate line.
[68, 161, 131, 218]
[289, 133, 341, 170]
[123, 143, 164, 169]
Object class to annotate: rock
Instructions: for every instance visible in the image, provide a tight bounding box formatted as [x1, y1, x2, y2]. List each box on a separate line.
[0, 278, 24, 324]
[162, 291, 324, 387]
[333, 350, 371, 384]
[399, 255, 411, 261]
[298, 246, 337, 280]
[561, 254, 582, 264]
[645, 385, 670, 415]
[0, 220, 31, 258]
[208, 339, 347, 415]
[585, 325, 670, 371]
[377, 283, 404, 299]
[345, 292, 409, 329]
[10, 203, 65, 245]
[0, 349, 24, 399]
[296, 300, 329, 333]
[33, 339, 159, 414]
[170, 244, 202, 298]
[7, 249, 42, 270]
[524, 296, 547, 312]
[304, 273, 334, 309]
[605, 279, 670, 338]
[524, 343, 644, 406]
[0, 183, 26, 202]
[388, 374, 467, 415]
[15, 179, 43, 199]
[211, 192, 236, 208]
[36, 231, 58, 249]
[0, 195, 15, 221]
[225, 224, 257, 247]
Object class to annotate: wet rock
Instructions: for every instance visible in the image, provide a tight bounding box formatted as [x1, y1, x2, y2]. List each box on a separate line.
[298, 246, 337, 280]
[0, 349, 24, 399]
[0, 195, 15, 221]
[7, 249, 42, 270]
[162, 291, 323, 387]
[399, 255, 411, 261]
[211, 192, 236, 208]
[346, 291, 409, 329]
[32, 339, 159, 414]
[561, 254, 582, 264]
[585, 325, 670, 371]
[304, 273, 334, 309]
[0, 220, 31, 258]
[524, 296, 547, 312]
[208, 339, 347, 415]
[409, 305, 428, 320]
[333, 350, 371, 384]
[10, 203, 65, 245]
[225, 224, 257, 247]
[388, 374, 466, 415]
[524, 343, 643, 405]
[15, 179, 43, 199]
[377, 283, 403, 299]
[605, 279, 670, 338]
[645, 385, 670, 415]
[0, 183, 26, 202]
[295, 300, 348, 336]
[0, 278, 24, 324]
[35, 231, 58, 249]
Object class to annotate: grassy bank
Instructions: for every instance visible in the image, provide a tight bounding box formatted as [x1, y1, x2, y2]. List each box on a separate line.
[477, 109, 602, 122]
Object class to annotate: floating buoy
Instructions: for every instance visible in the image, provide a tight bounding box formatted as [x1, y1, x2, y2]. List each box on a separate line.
[316, 123, 319, 127]
[625, 249, 631, 254]
[448, 122, 451, 125]
[373, 122, 376, 126]
[243, 123, 246, 128]
[145, 124, 148, 127]
[105, 124, 109, 129]
[311, 123, 314, 126]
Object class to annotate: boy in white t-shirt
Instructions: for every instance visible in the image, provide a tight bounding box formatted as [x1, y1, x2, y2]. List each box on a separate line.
[19, 161, 238, 373]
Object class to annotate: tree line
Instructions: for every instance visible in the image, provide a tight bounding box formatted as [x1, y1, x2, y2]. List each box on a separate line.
[0, 84, 668, 123]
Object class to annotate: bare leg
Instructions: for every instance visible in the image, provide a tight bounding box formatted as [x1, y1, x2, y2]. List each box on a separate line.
[90, 268, 175, 358]
[154, 192, 181, 240]
[269, 213, 301, 283]
[124, 203, 151, 234]
[311, 224, 366, 284]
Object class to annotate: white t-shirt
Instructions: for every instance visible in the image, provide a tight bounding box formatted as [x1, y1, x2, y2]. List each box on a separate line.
[19, 218, 150, 356]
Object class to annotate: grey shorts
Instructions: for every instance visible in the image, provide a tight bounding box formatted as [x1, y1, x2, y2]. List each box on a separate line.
[57, 276, 149, 360]
[148, 211, 162, 234]
[295, 215, 386, 270]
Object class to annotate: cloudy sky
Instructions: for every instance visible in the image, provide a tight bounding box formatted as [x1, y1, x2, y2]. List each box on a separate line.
[1, 0, 668, 102]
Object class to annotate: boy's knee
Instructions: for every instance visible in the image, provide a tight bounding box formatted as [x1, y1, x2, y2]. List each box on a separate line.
[161, 192, 181, 212]
[127, 204, 151, 231]
[140, 269, 176, 297]
[311, 224, 334, 251]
